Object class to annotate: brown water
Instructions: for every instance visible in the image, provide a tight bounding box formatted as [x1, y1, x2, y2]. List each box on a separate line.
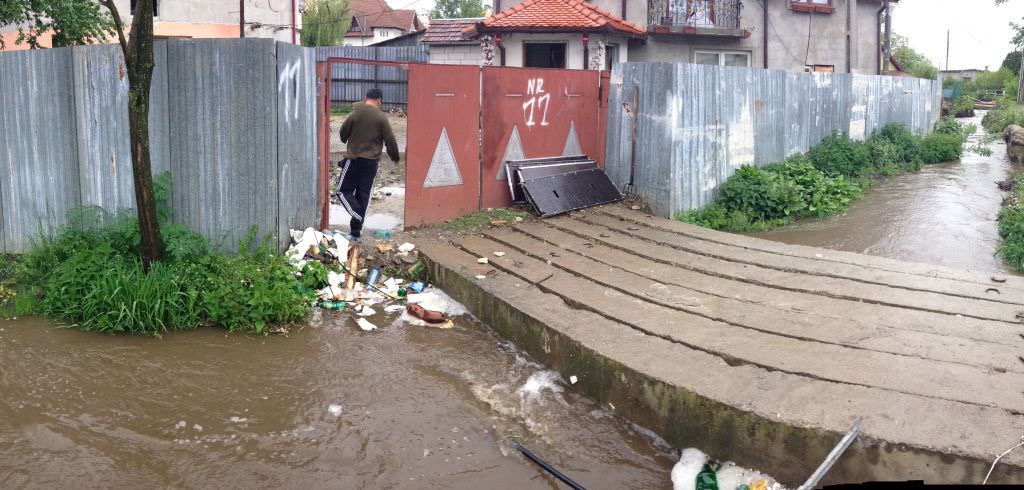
[752, 113, 1021, 274]
[0, 311, 675, 489]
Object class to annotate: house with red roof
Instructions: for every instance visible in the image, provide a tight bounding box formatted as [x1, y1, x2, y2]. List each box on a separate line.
[421, 18, 486, 65]
[438, 0, 898, 74]
[346, 0, 425, 47]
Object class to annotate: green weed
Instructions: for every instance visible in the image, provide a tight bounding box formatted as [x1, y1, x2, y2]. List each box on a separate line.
[444, 208, 529, 235]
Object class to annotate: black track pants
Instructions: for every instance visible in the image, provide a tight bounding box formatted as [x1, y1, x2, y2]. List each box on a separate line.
[336, 157, 379, 236]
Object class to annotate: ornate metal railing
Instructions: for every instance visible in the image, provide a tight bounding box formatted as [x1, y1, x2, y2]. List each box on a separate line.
[649, 0, 742, 30]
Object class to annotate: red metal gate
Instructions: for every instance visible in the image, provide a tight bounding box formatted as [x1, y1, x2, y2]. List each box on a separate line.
[404, 64, 482, 227]
[480, 67, 604, 209]
[320, 61, 608, 229]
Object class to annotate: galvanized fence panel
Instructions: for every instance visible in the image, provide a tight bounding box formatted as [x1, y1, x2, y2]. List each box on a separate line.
[72, 44, 134, 214]
[316, 45, 428, 109]
[607, 63, 943, 218]
[277, 42, 319, 250]
[0, 39, 319, 253]
[167, 38, 280, 251]
[0, 48, 81, 252]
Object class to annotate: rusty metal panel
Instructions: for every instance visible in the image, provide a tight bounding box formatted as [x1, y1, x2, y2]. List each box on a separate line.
[481, 67, 603, 209]
[404, 64, 481, 227]
[0, 47, 81, 253]
[166, 38, 279, 250]
[317, 62, 331, 230]
[276, 43, 319, 250]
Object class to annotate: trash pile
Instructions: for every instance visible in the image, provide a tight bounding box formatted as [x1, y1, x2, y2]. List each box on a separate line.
[671, 448, 784, 490]
[286, 227, 458, 330]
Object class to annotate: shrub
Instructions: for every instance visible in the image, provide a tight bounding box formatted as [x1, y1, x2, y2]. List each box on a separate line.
[999, 173, 1024, 271]
[953, 96, 975, 114]
[718, 166, 805, 221]
[763, 155, 862, 217]
[919, 133, 964, 163]
[870, 123, 922, 165]
[982, 104, 1024, 133]
[809, 132, 872, 177]
[12, 174, 312, 335]
[933, 116, 973, 141]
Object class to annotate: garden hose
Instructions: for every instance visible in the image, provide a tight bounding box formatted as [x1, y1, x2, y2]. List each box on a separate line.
[513, 442, 586, 490]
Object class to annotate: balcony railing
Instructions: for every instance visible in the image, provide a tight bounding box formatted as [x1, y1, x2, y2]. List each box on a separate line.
[649, 0, 743, 34]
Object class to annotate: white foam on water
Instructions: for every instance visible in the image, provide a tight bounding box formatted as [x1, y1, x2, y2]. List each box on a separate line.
[327, 404, 343, 417]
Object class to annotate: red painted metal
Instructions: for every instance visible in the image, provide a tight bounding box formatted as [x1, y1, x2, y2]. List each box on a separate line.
[480, 67, 604, 209]
[404, 64, 483, 227]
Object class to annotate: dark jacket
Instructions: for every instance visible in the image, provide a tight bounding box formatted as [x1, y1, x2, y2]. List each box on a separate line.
[339, 102, 400, 162]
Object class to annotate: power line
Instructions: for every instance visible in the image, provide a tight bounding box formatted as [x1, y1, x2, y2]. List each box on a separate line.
[756, 0, 808, 66]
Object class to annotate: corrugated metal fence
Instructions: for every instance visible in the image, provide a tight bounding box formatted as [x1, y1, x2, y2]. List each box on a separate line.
[316, 45, 428, 109]
[605, 63, 943, 218]
[0, 39, 318, 253]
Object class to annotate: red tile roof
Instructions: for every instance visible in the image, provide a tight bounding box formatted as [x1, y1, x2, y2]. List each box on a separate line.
[464, 0, 646, 38]
[422, 18, 482, 43]
[346, 0, 424, 37]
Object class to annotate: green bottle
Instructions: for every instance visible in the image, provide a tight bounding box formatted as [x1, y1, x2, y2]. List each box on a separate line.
[695, 463, 718, 490]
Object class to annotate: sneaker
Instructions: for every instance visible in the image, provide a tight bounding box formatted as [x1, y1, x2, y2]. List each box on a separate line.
[349, 232, 361, 242]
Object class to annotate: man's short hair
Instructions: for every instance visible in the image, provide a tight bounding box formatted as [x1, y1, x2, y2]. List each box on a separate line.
[366, 88, 383, 101]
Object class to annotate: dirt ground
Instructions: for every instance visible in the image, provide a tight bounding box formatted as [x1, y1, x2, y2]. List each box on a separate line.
[328, 112, 407, 230]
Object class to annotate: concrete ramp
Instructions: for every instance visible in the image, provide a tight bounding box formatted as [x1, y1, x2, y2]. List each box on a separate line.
[417, 205, 1024, 485]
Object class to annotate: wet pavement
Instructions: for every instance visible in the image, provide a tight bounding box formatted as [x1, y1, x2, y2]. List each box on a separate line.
[0, 311, 675, 489]
[751, 113, 1021, 274]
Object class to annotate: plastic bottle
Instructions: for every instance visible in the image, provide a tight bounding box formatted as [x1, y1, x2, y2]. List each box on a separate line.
[408, 281, 426, 294]
[372, 229, 392, 240]
[367, 268, 381, 286]
[696, 464, 718, 490]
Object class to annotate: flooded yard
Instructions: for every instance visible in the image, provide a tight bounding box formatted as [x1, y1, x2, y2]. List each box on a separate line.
[751, 113, 1021, 274]
[0, 310, 675, 489]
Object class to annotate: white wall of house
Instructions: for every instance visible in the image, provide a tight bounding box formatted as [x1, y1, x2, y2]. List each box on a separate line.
[498, 32, 629, 69]
[429, 44, 482, 65]
[626, 0, 884, 75]
[346, 27, 408, 46]
[111, 0, 301, 43]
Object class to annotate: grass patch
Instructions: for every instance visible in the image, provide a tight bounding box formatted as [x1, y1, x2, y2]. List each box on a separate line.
[679, 120, 967, 232]
[330, 103, 354, 117]
[443, 208, 530, 235]
[998, 173, 1024, 271]
[982, 100, 1024, 134]
[7, 174, 311, 335]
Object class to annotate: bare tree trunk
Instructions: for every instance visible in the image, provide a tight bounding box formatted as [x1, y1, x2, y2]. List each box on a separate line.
[103, 0, 163, 269]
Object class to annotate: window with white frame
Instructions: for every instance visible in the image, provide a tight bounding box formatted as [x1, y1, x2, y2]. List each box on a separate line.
[694, 50, 750, 67]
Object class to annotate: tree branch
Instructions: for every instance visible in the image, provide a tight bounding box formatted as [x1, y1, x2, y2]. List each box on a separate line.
[98, 0, 129, 62]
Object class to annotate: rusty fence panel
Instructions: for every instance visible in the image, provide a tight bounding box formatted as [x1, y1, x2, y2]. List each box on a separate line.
[0, 39, 320, 253]
[316, 45, 428, 110]
[605, 63, 943, 218]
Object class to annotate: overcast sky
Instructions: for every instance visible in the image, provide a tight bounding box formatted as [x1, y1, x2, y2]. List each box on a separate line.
[894, 0, 1024, 72]
[399, 0, 1024, 73]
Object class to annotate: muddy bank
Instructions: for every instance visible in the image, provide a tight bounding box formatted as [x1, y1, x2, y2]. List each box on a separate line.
[751, 113, 1022, 274]
[0, 314, 674, 489]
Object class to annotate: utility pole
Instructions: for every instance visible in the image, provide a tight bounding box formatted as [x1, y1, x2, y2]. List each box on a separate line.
[240, 0, 245, 38]
[1018, 42, 1024, 104]
[945, 30, 950, 71]
[882, 0, 892, 72]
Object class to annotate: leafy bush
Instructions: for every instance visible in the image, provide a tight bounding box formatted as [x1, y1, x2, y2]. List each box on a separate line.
[999, 174, 1024, 271]
[933, 116, 974, 141]
[953, 96, 975, 114]
[809, 132, 872, 177]
[982, 104, 1024, 133]
[718, 166, 805, 221]
[11, 174, 312, 335]
[762, 155, 862, 217]
[919, 133, 964, 163]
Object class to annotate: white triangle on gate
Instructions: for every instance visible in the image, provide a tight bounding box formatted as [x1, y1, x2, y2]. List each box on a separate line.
[423, 127, 463, 188]
[496, 126, 525, 181]
[562, 121, 583, 157]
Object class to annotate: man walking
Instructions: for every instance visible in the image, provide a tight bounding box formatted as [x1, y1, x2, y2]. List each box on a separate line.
[337, 88, 400, 240]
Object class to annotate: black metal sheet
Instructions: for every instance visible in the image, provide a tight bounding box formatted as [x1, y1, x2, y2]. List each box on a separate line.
[510, 161, 597, 202]
[521, 168, 624, 218]
[504, 157, 593, 202]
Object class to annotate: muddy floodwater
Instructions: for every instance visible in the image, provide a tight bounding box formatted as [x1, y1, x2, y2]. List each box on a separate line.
[752, 113, 1021, 274]
[0, 312, 675, 489]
